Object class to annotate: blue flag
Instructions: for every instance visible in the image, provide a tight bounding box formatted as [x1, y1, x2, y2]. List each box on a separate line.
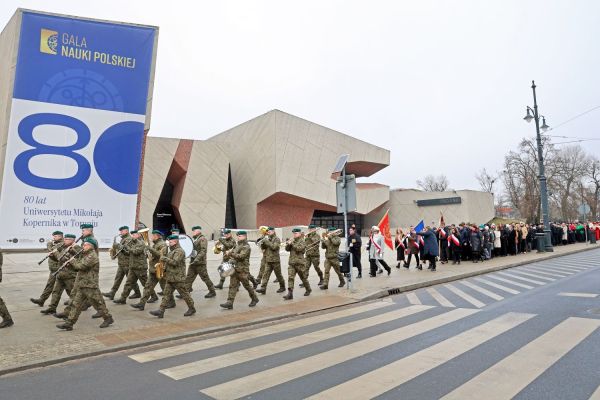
[414, 220, 424, 233]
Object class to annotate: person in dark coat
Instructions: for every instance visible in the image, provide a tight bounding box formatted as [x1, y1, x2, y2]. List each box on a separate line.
[470, 226, 483, 262]
[347, 226, 362, 278]
[403, 230, 422, 270]
[418, 226, 439, 272]
[394, 228, 406, 268]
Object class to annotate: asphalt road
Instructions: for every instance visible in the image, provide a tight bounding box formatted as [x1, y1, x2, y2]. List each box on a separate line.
[2, 249, 600, 400]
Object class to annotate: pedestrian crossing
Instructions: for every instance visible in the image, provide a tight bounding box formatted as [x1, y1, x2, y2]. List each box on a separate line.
[403, 253, 600, 309]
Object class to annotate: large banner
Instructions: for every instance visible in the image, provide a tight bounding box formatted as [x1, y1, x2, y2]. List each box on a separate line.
[0, 11, 157, 249]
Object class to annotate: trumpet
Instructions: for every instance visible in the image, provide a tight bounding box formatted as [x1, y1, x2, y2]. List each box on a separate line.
[213, 240, 224, 254]
[322, 229, 342, 240]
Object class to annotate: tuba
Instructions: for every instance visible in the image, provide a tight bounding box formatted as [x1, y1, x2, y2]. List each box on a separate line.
[139, 228, 150, 245]
[155, 246, 167, 279]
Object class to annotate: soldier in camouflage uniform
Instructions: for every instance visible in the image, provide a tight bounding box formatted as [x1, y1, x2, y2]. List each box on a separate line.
[103, 226, 141, 300]
[114, 230, 150, 304]
[214, 229, 237, 289]
[283, 228, 311, 300]
[220, 231, 259, 309]
[40, 234, 78, 315]
[320, 227, 345, 290]
[56, 238, 114, 330]
[150, 235, 195, 318]
[180, 225, 216, 298]
[0, 249, 14, 328]
[304, 225, 324, 287]
[30, 231, 65, 307]
[255, 227, 286, 295]
[254, 229, 268, 287]
[131, 230, 172, 311]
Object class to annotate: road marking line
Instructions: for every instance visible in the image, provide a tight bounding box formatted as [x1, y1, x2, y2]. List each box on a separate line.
[129, 301, 389, 363]
[406, 292, 422, 305]
[558, 292, 599, 298]
[445, 283, 486, 308]
[497, 271, 546, 285]
[487, 275, 534, 289]
[426, 287, 455, 308]
[547, 263, 588, 271]
[460, 281, 504, 301]
[523, 266, 569, 277]
[442, 317, 600, 400]
[474, 277, 520, 295]
[160, 305, 433, 380]
[589, 384, 600, 399]
[306, 312, 535, 400]
[509, 270, 555, 282]
[200, 308, 479, 400]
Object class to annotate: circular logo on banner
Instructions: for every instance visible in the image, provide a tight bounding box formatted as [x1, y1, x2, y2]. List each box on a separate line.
[39, 69, 124, 111]
[47, 33, 58, 53]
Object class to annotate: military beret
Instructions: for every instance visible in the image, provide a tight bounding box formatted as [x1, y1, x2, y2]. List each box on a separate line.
[308, 224, 317, 229]
[267, 227, 275, 231]
[171, 228, 180, 233]
[192, 225, 202, 231]
[292, 228, 302, 233]
[328, 226, 337, 232]
[82, 237, 98, 248]
[151, 230, 162, 235]
[64, 234, 76, 239]
[223, 229, 231, 234]
[118, 226, 129, 231]
[167, 234, 179, 240]
[237, 230, 247, 236]
[80, 223, 94, 229]
[52, 231, 63, 236]
[130, 230, 138, 234]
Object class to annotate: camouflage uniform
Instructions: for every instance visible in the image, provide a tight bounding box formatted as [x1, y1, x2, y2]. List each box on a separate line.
[215, 236, 237, 289]
[0, 250, 14, 327]
[255, 238, 267, 284]
[223, 239, 258, 307]
[106, 234, 140, 298]
[258, 235, 286, 291]
[116, 238, 149, 302]
[304, 231, 324, 284]
[64, 249, 112, 327]
[33, 239, 65, 305]
[321, 235, 345, 288]
[285, 236, 311, 297]
[138, 238, 170, 307]
[185, 234, 215, 296]
[158, 243, 195, 313]
[44, 244, 77, 313]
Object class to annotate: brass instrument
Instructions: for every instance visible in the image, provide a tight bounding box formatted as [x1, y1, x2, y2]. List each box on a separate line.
[52, 247, 84, 277]
[111, 237, 133, 260]
[155, 246, 167, 279]
[213, 239, 224, 254]
[139, 228, 150, 245]
[57, 234, 84, 262]
[255, 226, 269, 246]
[38, 241, 65, 265]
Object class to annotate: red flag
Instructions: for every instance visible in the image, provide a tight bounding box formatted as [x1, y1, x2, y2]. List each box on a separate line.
[439, 212, 445, 227]
[378, 209, 393, 250]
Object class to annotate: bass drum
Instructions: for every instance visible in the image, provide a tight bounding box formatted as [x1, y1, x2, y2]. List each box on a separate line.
[217, 262, 236, 278]
[178, 234, 194, 258]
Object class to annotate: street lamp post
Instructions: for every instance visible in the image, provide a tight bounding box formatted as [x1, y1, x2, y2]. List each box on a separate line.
[523, 80, 554, 252]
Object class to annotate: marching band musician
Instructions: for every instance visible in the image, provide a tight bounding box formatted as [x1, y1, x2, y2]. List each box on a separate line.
[181, 226, 216, 299]
[219, 231, 259, 309]
[303, 225, 324, 286]
[132, 230, 172, 311]
[30, 231, 65, 307]
[40, 234, 78, 316]
[214, 229, 237, 290]
[255, 227, 286, 295]
[56, 237, 114, 331]
[283, 228, 311, 300]
[320, 227, 346, 290]
[149, 235, 196, 318]
[103, 226, 141, 300]
[113, 230, 150, 305]
[254, 226, 268, 287]
[0, 249, 13, 328]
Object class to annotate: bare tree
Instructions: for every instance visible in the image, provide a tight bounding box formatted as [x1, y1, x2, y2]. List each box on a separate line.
[585, 156, 600, 219]
[475, 168, 498, 193]
[416, 174, 449, 191]
[552, 145, 588, 221]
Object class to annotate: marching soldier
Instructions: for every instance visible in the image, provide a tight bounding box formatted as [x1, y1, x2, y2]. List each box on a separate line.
[131, 230, 172, 311]
[30, 231, 65, 307]
[283, 228, 311, 300]
[320, 227, 345, 290]
[180, 225, 216, 298]
[255, 227, 286, 295]
[304, 224, 324, 286]
[113, 230, 150, 304]
[103, 226, 141, 300]
[220, 231, 259, 309]
[214, 229, 237, 289]
[56, 237, 114, 330]
[0, 249, 14, 328]
[40, 234, 78, 315]
[254, 227, 268, 287]
[149, 235, 196, 318]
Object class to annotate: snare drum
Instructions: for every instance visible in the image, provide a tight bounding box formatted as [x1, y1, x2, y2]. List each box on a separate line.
[217, 262, 236, 278]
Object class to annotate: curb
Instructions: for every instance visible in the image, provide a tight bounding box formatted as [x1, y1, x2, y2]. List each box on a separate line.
[359, 245, 600, 302]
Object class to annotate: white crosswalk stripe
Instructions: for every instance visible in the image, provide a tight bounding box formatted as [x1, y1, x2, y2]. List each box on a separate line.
[445, 283, 486, 308]
[426, 287, 455, 308]
[486, 274, 534, 289]
[508, 269, 556, 281]
[130, 301, 389, 363]
[497, 271, 547, 285]
[160, 304, 432, 380]
[459, 280, 504, 301]
[589, 384, 600, 399]
[474, 277, 520, 295]
[406, 292, 421, 305]
[523, 266, 570, 277]
[558, 292, 599, 298]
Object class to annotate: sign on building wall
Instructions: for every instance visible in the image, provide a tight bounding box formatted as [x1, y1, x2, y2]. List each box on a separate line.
[0, 11, 157, 249]
[416, 197, 462, 207]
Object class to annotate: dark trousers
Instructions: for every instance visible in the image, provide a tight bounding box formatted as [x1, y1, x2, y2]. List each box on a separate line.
[425, 254, 437, 269]
[369, 259, 390, 275]
[452, 247, 461, 263]
[405, 253, 420, 267]
[351, 252, 362, 274]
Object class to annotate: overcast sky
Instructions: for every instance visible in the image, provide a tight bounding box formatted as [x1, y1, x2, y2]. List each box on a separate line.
[3, 0, 599, 191]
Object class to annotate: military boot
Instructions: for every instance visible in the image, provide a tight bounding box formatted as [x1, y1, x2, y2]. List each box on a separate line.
[183, 308, 196, 317]
[30, 298, 44, 306]
[0, 318, 14, 328]
[91, 311, 103, 319]
[283, 289, 293, 300]
[40, 308, 56, 315]
[249, 296, 259, 307]
[338, 280, 346, 288]
[214, 282, 224, 290]
[128, 292, 141, 299]
[320, 285, 328, 290]
[63, 300, 70, 305]
[255, 287, 266, 294]
[148, 294, 159, 303]
[149, 309, 164, 318]
[102, 291, 115, 300]
[165, 301, 176, 309]
[276, 286, 286, 293]
[304, 288, 312, 296]
[220, 301, 233, 310]
[53, 312, 68, 319]
[99, 316, 114, 328]
[131, 303, 145, 310]
[56, 322, 73, 331]
[204, 291, 216, 298]
[113, 298, 126, 304]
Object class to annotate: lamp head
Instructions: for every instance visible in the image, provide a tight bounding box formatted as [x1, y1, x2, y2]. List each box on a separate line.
[523, 108, 534, 123]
